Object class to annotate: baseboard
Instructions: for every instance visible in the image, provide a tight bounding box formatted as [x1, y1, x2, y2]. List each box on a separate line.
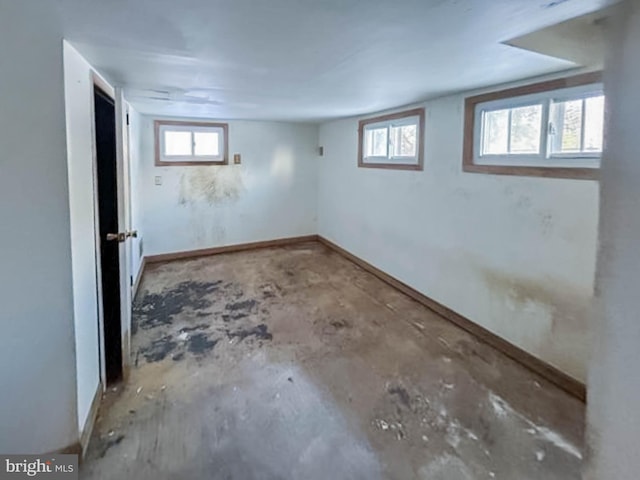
[317, 236, 586, 402]
[79, 382, 103, 459]
[145, 235, 319, 264]
[51, 442, 82, 456]
[132, 256, 146, 299]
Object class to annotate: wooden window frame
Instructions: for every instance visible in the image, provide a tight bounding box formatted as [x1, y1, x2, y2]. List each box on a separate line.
[463, 71, 603, 180]
[154, 120, 229, 166]
[358, 108, 425, 171]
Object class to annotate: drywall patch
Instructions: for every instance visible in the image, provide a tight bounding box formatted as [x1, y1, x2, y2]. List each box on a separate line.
[178, 166, 245, 206]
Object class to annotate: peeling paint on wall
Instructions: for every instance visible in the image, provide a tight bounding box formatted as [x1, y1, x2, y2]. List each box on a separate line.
[178, 166, 245, 206]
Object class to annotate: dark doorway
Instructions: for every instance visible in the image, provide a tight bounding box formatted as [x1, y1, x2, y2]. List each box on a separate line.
[94, 86, 123, 385]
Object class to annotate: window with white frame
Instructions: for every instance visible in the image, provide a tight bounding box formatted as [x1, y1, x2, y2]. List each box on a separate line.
[358, 108, 424, 170]
[155, 120, 228, 165]
[473, 81, 604, 169]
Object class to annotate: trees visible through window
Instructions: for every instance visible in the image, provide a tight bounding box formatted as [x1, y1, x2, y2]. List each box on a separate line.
[482, 104, 543, 156]
[463, 72, 603, 180]
[549, 95, 605, 155]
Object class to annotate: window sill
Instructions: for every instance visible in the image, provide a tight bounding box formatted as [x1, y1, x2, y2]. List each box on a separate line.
[156, 159, 229, 167]
[358, 162, 423, 171]
[462, 163, 599, 180]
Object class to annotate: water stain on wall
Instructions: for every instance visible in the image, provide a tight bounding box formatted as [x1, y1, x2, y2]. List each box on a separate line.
[178, 166, 245, 206]
[482, 268, 591, 327]
[481, 267, 593, 379]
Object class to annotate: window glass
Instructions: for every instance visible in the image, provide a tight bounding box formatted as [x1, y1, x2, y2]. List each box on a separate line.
[194, 131, 220, 156]
[481, 105, 542, 156]
[510, 105, 542, 154]
[164, 131, 192, 156]
[390, 124, 417, 157]
[549, 94, 604, 155]
[551, 99, 583, 154]
[584, 96, 605, 152]
[365, 128, 389, 157]
[482, 109, 509, 155]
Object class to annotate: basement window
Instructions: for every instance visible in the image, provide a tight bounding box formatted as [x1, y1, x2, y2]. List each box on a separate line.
[358, 108, 425, 170]
[463, 72, 603, 180]
[155, 120, 228, 166]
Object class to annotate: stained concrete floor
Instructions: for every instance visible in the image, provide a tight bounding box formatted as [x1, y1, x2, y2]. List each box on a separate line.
[81, 241, 585, 479]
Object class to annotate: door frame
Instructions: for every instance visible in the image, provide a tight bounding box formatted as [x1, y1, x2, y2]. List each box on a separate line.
[115, 88, 133, 381]
[89, 72, 132, 387]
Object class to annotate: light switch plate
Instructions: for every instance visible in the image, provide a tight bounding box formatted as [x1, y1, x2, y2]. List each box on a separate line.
[233, 154, 241, 164]
[154, 176, 162, 185]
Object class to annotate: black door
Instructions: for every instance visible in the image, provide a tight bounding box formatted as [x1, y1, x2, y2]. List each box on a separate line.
[94, 87, 123, 384]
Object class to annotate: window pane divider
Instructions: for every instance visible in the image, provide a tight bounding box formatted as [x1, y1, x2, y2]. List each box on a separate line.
[506, 109, 513, 154]
[580, 98, 587, 152]
[541, 99, 551, 160]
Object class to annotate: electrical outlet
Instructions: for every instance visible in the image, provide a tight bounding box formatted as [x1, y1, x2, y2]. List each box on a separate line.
[233, 154, 241, 164]
[154, 176, 162, 185]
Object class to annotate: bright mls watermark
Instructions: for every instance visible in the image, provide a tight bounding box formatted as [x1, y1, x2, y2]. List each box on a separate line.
[0, 455, 77, 479]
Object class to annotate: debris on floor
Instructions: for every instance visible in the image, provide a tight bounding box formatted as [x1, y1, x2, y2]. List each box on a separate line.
[82, 243, 585, 480]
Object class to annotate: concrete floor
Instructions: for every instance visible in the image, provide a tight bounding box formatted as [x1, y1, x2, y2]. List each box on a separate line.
[81, 241, 585, 479]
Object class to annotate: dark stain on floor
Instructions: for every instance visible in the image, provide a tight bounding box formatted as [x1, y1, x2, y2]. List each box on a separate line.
[133, 280, 223, 332]
[225, 299, 258, 312]
[227, 323, 273, 343]
[179, 324, 210, 333]
[330, 319, 349, 330]
[222, 313, 250, 322]
[139, 336, 178, 363]
[133, 278, 273, 366]
[93, 434, 125, 459]
[260, 282, 282, 299]
[388, 386, 412, 410]
[187, 333, 218, 355]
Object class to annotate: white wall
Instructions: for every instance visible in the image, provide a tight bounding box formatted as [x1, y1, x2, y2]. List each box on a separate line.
[586, 2, 640, 478]
[132, 116, 318, 257]
[318, 75, 600, 383]
[62, 42, 103, 434]
[0, 2, 78, 453]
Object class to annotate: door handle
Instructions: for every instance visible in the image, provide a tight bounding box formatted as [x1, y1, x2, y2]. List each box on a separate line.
[106, 232, 126, 242]
[126, 230, 138, 238]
